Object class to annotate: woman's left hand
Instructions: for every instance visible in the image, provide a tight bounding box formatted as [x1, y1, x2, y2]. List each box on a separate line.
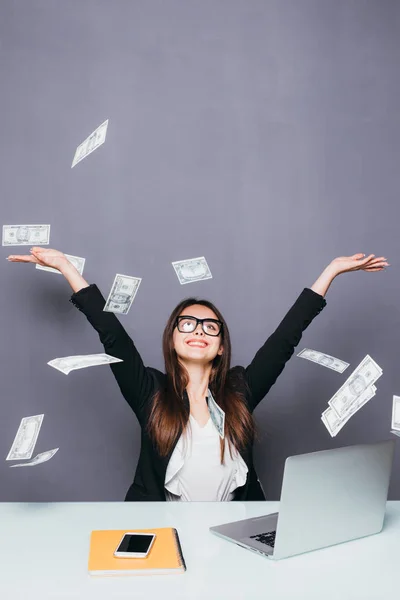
[311, 253, 390, 297]
[329, 253, 389, 277]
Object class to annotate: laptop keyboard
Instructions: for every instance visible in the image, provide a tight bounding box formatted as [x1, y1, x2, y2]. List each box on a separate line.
[249, 531, 276, 548]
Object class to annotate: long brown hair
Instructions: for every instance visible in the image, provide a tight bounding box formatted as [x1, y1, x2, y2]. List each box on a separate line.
[147, 297, 255, 463]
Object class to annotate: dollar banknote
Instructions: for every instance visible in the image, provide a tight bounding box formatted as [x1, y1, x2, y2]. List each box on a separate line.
[2, 224, 50, 246]
[328, 355, 382, 419]
[9, 448, 59, 468]
[207, 389, 225, 439]
[103, 273, 142, 315]
[47, 353, 123, 375]
[36, 253, 85, 275]
[6, 414, 44, 460]
[391, 395, 400, 432]
[322, 385, 376, 437]
[172, 257, 212, 285]
[71, 119, 108, 168]
[297, 348, 349, 373]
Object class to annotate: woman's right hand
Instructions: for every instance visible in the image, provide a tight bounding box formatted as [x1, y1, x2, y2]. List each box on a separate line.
[7, 247, 70, 272]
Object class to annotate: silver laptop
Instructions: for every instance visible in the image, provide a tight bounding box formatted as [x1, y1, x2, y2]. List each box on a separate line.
[210, 439, 395, 560]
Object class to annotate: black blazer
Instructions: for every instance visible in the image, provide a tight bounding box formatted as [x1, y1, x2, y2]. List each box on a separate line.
[69, 284, 326, 501]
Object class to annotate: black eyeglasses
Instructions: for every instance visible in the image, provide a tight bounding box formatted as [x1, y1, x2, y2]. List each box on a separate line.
[175, 315, 223, 337]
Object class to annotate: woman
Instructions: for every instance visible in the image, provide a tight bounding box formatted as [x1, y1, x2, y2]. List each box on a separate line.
[7, 248, 388, 501]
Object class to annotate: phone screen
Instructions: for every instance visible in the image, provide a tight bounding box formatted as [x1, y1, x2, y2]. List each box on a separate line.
[116, 534, 155, 554]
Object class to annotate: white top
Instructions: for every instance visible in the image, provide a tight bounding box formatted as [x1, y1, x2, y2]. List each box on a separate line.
[164, 414, 248, 501]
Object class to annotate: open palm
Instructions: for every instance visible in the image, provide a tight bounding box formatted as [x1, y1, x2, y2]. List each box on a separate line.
[331, 253, 389, 275]
[7, 247, 68, 271]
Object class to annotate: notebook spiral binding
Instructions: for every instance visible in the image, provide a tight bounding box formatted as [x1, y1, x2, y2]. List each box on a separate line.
[172, 528, 187, 572]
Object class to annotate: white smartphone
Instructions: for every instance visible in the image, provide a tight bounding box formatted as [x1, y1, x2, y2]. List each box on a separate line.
[113, 532, 157, 558]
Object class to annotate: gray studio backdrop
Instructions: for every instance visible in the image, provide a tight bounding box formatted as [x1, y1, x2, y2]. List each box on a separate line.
[1, 0, 400, 501]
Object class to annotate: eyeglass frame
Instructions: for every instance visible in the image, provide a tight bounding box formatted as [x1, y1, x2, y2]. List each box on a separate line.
[174, 315, 223, 337]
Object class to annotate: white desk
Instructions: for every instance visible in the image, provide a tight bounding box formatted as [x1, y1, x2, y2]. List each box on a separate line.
[0, 501, 399, 599]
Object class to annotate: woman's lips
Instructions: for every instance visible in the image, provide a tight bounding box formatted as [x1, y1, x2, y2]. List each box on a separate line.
[186, 340, 208, 348]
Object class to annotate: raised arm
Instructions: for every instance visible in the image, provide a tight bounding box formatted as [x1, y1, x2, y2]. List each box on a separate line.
[7, 247, 156, 424]
[67, 279, 156, 425]
[244, 287, 325, 411]
[244, 253, 389, 412]
[61, 263, 158, 424]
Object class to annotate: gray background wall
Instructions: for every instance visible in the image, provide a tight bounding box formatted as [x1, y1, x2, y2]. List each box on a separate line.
[1, 0, 400, 501]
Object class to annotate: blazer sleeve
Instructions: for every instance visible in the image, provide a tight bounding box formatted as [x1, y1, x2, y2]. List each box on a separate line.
[69, 284, 156, 424]
[244, 288, 326, 412]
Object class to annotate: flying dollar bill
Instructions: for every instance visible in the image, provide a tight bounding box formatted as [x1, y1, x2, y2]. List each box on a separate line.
[36, 253, 85, 275]
[71, 120, 108, 168]
[9, 448, 59, 468]
[47, 353, 123, 375]
[2, 224, 50, 246]
[103, 273, 142, 315]
[6, 414, 44, 460]
[172, 257, 212, 285]
[391, 395, 400, 432]
[328, 355, 382, 419]
[297, 348, 349, 373]
[321, 385, 376, 437]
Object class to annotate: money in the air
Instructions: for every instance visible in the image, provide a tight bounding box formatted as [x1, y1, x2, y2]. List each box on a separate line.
[321, 385, 376, 437]
[207, 389, 225, 439]
[391, 395, 400, 432]
[6, 414, 44, 460]
[297, 348, 349, 373]
[9, 448, 59, 468]
[2, 224, 50, 246]
[328, 355, 382, 419]
[103, 274, 142, 315]
[71, 119, 108, 168]
[36, 253, 85, 275]
[47, 353, 123, 375]
[172, 257, 212, 285]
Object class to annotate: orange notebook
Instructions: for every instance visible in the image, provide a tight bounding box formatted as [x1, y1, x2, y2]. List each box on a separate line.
[88, 528, 186, 576]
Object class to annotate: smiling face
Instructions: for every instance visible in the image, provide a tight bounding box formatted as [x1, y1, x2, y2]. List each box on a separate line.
[172, 304, 224, 365]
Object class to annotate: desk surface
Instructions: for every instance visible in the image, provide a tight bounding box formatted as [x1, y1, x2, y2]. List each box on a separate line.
[1, 501, 399, 600]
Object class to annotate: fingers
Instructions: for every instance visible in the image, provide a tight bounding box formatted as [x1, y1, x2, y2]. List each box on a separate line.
[30, 247, 48, 257]
[367, 256, 388, 265]
[359, 255, 391, 270]
[364, 267, 386, 272]
[355, 254, 389, 266]
[368, 262, 389, 269]
[358, 253, 375, 264]
[31, 247, 58, 253]
[363, 260, 390, 271]
[30, 248, 46, 260]
[7, 255, 37, 263]
[363, 258, 389, 270]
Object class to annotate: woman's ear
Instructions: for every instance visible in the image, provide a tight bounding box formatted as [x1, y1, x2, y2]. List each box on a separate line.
[217, 345, 224, 356]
